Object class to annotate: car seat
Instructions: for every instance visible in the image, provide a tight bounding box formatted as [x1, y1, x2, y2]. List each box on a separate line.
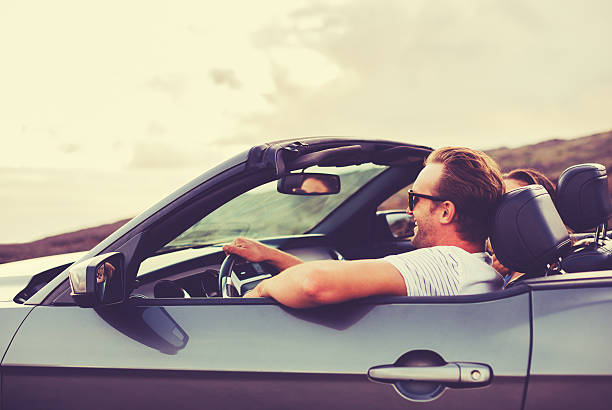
[556, 163, 612, 273]
[489, 185, 571, 277]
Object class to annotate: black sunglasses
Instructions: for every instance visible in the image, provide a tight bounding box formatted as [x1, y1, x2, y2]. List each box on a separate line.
[408, 189, 448, 211]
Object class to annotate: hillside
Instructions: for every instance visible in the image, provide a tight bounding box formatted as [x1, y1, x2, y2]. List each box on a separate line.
[1, 130, 610, 264]
[0, 219, 130, 264]
[486, 130, 612, 179]
[485, 130, 612, 225]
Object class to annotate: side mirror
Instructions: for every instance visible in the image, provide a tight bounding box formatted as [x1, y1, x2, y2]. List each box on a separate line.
[68, 252, 125, 307]
[277, 173, 341, 195]
[379, 210, 415, 239]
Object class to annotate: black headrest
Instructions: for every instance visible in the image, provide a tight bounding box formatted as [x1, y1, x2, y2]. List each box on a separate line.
[556, 163, 612, 232]
[561, 239, 612, 273]
[490, 185, 571, 275]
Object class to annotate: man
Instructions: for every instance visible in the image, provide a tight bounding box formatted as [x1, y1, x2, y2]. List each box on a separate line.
[223, 147, 505, 308]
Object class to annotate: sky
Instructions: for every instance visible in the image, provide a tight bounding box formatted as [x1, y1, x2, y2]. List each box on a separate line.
[1, 0, 611, 243]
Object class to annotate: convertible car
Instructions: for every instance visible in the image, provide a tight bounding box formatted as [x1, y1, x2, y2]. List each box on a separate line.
[1, 137, 611, 410]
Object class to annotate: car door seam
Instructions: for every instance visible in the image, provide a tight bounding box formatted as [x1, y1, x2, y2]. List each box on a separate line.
[520, 289, 534, 410]
[0, 306, 36, 366]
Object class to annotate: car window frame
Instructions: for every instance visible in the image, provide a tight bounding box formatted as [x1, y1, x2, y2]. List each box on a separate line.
[125, 284, 530, 308]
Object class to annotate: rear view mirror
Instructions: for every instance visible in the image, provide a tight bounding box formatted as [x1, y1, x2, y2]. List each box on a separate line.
[277, 173, 340, 195]
[68, 252, 125, 307]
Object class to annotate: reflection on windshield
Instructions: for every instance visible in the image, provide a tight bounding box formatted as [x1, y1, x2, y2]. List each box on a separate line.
[164, 165, 386, 250]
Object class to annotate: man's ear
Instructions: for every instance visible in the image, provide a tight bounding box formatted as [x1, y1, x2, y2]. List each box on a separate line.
[439, 201, 456, 224]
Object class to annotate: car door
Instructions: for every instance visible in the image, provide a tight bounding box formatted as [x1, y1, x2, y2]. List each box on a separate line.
[0, 303, 34, 410]
[523, 276, 612, 410]
[2, 288, 529, 410]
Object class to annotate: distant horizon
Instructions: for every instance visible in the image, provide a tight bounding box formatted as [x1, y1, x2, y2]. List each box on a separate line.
[2, 128, 610, 245]
[2, 126, 610, 173]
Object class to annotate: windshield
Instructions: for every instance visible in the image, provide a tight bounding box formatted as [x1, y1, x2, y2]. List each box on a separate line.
[162, 164, 386, 250]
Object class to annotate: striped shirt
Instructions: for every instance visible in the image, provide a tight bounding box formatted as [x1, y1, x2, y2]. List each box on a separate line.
[383, 246, 503, 296]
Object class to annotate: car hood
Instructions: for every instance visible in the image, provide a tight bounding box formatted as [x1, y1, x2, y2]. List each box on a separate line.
[0, 252, 85, 301]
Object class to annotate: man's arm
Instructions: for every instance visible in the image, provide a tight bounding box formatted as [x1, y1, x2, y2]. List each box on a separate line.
[245, 259, 407, 308]
[222, 237, 303, 270]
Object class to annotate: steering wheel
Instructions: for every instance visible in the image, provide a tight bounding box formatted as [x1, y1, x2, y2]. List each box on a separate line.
[218, 254, 275, 298]
[219, 254, 239, 298]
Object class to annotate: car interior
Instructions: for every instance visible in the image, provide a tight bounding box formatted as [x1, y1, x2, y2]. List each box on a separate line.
[128, 160, 612, 302]
[15, 139, 612, 305]
[129, 157, 426, 300]
[44, 140, 431, 305]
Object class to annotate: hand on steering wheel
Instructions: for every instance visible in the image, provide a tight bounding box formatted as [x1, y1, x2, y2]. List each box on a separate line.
[222, 237, 270, 263]
[218, 254, 275, 298]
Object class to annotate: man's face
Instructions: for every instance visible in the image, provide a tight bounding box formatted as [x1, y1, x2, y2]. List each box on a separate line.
[409, 163, 444, 249]
[300, 178, 328, 194]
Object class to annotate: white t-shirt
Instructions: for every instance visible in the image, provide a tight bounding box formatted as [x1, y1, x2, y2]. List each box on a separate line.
[383, 246, 503, 296]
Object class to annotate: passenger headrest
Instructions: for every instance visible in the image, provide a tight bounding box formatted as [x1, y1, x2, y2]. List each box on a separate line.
[490, 185, 571, 275]
[556, 163, 611, 232]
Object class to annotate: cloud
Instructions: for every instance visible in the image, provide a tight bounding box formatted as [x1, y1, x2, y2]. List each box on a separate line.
[240, 0, 612, 149]
[209, 69, 242, 89]
[128, 139, 192, 169]
[127, 136, 251, 171]
[146, 74, 189, 101]
[146, 121, 167, 137]
[2, 0, 611, 174]
[59, 143, 80, 154]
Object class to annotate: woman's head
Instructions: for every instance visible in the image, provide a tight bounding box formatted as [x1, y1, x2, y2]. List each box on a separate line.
[504, 168, 556, 204]
[495, 168, 561, 282]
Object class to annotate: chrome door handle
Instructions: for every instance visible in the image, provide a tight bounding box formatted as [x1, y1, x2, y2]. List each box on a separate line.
[368, 362, 491, 386]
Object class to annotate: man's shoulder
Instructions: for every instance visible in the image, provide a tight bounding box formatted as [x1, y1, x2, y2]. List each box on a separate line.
[384, 246, 487, 269]
[428, 245, 469, 255]
[383, 246, 501, 296]
[428, 246, 494, 266]
[384, 246, 463, 264]
[390, 245, 467, 257]
[383, 246, 463, 296]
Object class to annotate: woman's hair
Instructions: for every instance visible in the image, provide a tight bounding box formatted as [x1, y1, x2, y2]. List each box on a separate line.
[504, 168, 556, 205]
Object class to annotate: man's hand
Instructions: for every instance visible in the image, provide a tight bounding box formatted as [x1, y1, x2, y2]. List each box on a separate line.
[222, 237, 270, 262]
[243, 286, 263, 298]
[222, 237, 304, 270]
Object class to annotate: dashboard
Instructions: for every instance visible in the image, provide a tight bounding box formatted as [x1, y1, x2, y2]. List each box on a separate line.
[131, 244, 344, 299]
